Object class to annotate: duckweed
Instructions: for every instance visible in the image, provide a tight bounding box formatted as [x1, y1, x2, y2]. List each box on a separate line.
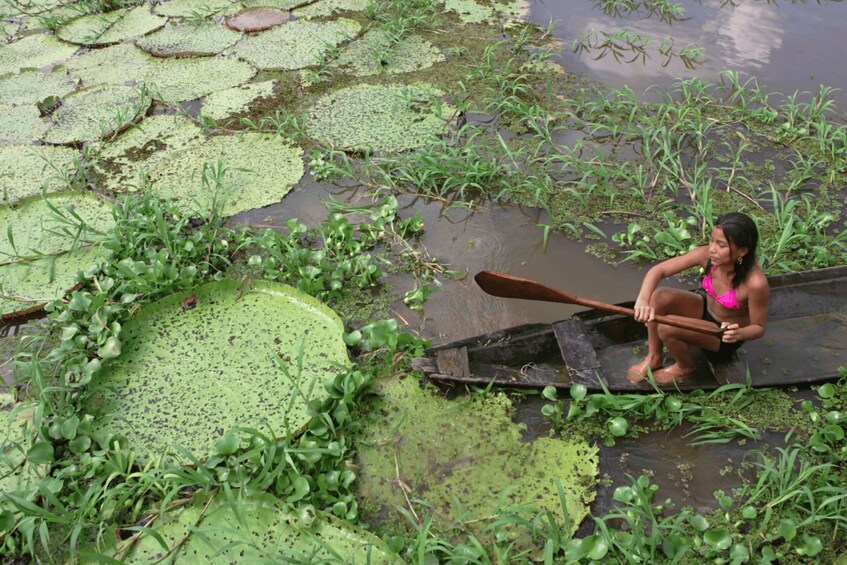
[0, 145, 79, 203]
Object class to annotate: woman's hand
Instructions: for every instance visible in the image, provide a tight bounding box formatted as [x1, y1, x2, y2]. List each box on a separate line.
[720, 322, 741, 342]
[633, 299, 654, 323]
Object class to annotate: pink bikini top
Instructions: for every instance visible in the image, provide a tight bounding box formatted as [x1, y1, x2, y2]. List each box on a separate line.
[701, 266, 741, 309]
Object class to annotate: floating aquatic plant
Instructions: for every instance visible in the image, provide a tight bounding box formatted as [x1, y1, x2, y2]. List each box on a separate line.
[0, 105, 47, 145]
[306, 83, 454, 152]
[0, 145, 79, 203]
[292, 0, 369, 19]
[93, 114, 204, 192]
[225, 7, 290, 32]
[65, 43, 257, 103]
[230, 18, 360, 71]
[56, 5, 166, 46]
[442, 0, 528, 24]
[110, 492, 401, 563]
[335, 30, 444, 77]
[43, 84, 151, 145]
[86, 279, 349, 459]
[356, 375, 598, 536]
[0, 69, 76, 106]
[136, 21, 242, 57]
[154, 0, 305, 18]
[0, 192, 114, 316]
[0, 33, 78, 76]
[200, 80, 275, 121]
[146, 133, 304, 216]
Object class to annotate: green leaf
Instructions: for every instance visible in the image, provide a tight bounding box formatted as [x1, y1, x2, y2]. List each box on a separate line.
[741, 506, 757, 519]
[69, 435, 92, 453]
[662, 534, 690, 559]
[796, 535, 823, 557]
[570, 384, 587, 401]
[690, 515, 709, 532]
[288, 476, 310, 503]
[729, 542, 750, 563]
[98, 336, 122, 359]
[61, 415, 80, 440]
[817, 383, 836, 398]
[608, 417, 628, 437]
[704, 528, 732, 550]
[26, 441, 54, 464]
[582, 534, 609, 561]
[215, 434, 239, 455]
[777, 518, 797, 541]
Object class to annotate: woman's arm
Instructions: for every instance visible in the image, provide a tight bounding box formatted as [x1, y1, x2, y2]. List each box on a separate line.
[722, 270, 769, 342]
[634, 246, 710, 322]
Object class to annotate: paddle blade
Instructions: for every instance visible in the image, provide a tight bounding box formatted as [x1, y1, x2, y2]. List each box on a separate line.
[474, 271, 577, 305]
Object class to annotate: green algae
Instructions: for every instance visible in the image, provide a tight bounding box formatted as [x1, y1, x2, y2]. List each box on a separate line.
[0, 105, 47, 145]
[230, 18, 360, 71]
[56, 5, 166, 46]
[355, 375, 598, 536]
[44, 83, 151, 145]
[292, 0, 369, 19]
[136, 21, 242, 58]
[111, 492, 403, 563]
[0, 145, 80, 203]
[146, 132, 304, 216]
[334, 30, 445, 77]
[65, 43, 257, 103]
[93, 114, 204, 192]
[0, 33, 78, 76]
[0, 192, 114, 316]
[0, 69, 76, 106]
[86, 279, 349, 460]
[200, 80, 276, 121]
[305, 83, 455, 152]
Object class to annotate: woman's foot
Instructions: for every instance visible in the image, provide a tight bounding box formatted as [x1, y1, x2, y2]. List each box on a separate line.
[651, 363, 694, 384]
[626, 357, 663, 383]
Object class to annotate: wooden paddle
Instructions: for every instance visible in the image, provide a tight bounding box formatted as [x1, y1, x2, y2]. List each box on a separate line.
[475, 270, 725, 337]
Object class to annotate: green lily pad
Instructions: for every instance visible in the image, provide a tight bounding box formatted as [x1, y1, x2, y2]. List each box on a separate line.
[306, 83, 454, 152]
[0, 192, 113, 317]
[0, 398, 46, 506]
[0, 105, 47, 145]
[93, 114, 204, 192]
[0, 145, 80, 204]
[442, 0, 528, 24]
[230, 18, 360, 71]
[86, 279, 348, 459]
[335, 30, 444, 77]
[110, 492, 401, 563]
[56, 5, 166, 46]
[136, 21, 242, 58]
[146, 133, 304, 216]
[44, 84, 151, 145]
[292, 0, 369, 18]
[66, 43, 257, 103]
[153, 0, 234, 18]
[200, 80, 275, 121]
[0, 69, 77, 106]
[0, 33, 78, 76]
[356, 375, 598, 538]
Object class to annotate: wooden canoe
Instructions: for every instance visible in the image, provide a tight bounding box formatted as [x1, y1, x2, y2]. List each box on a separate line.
[413, 265, 847, 392]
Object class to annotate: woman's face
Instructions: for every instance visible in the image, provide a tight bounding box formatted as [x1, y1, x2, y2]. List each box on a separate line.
[708, 226, 746, 267]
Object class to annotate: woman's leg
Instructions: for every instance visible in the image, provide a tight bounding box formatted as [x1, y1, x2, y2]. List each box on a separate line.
[628, 289, 720, 383]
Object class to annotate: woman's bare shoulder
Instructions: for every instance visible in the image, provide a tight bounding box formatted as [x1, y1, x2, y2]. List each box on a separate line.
[746, 267, 769, 290]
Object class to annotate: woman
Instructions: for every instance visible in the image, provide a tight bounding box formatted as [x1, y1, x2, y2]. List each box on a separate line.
[627, 212, 770, 384]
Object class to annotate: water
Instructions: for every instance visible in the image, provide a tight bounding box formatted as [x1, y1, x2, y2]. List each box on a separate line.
[530, 0, 847, 109]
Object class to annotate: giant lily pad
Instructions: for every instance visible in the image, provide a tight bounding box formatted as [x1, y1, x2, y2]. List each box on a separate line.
[136, 21, 241, 57]
[0, 33, 78, 76]
[0, 397, 46, 510]
[292, 0, 369, 18]
[306, 83, 454, 152]
[230, 18, 360, 71]
[44, 84, 151, 145]
[0, 192, 114, 317]
[153, 0, 305, 18]
[146, 133, 304, 216]
[93, 114, 204, 192]
[86, 279, 348, 459]
[200, 80, 275, 121]
[108, 492, 402, 563]
[442, 0, 529, 24]
[0, 69, 77, 106]
[0, 105, 47, 145]
[356, 375, 598, 538]
[225, 7, 290, 32]
[335, 30, 445, 77]
[56, 5, 166, 46]
[66, 43, 257, 103]
[0, 145, 80, 204]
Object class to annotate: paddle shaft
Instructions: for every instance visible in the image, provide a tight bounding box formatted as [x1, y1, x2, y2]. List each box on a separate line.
[475, 271, 724, 337]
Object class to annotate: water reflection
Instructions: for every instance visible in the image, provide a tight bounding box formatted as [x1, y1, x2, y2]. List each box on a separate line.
[532, 0, 847, 106]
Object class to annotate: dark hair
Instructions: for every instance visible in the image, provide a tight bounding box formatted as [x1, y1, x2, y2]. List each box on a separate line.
[714, 212, 759, 288]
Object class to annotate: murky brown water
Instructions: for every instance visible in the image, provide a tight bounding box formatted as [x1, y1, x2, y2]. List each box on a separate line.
[531, 0, 847, 108]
